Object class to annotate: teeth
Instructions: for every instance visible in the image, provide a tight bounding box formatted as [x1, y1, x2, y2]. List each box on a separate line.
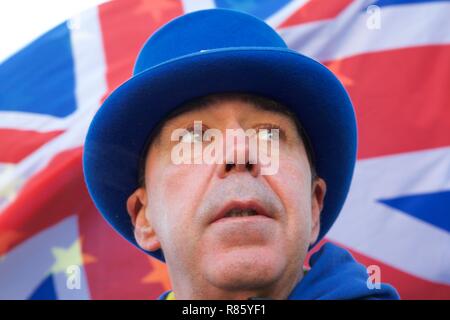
[225, 208, 258, 217]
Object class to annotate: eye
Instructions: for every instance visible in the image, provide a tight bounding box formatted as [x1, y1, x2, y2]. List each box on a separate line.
[256, 125, 281, 141]
[258, 129, 275, 141]
[180, 130, 202, 143]
[180, 123, 206, 143]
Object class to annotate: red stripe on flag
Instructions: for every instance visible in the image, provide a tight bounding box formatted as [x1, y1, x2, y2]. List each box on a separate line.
[0, 146, 167, 299]
[78, 201, 169, 299]
[349, 247, 450, 300]
[323, 45, 450, 159]
[98, 0, 184, 96]
[0, 129, 63, 163]
[309, 239, 450, 299]
[0, 147, 86, 255]
[278, 0, 353, 28]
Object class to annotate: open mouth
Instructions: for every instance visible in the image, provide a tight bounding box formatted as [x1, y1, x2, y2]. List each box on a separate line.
[224, 208, 259, 218]
[211, 200, 274, 224]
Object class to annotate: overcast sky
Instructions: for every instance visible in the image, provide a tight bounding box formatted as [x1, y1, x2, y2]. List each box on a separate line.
[0, 0, 108, 63]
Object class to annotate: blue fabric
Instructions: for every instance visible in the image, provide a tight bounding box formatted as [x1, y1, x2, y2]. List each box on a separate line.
[0, 22, 77, 117]
[29, 274, 58, 300]
[379, 191, 450, 233]
[158, 243, 399, 300]
[83, 9, 358, 262]
[288, 243, 399, 300]
[372, 0, 449, 8]
[214, 0, 291, 20]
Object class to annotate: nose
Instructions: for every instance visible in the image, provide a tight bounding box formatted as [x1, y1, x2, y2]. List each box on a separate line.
[222, 161, 259, 177]
[217, 126, 261, 178]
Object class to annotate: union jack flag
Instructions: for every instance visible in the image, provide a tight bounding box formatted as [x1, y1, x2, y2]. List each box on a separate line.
[0, 0, 449, 299]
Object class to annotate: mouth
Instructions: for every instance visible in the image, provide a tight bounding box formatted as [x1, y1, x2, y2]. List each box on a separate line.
[211, 200, 275, 224]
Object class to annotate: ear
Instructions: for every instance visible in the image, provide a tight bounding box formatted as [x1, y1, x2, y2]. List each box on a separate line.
[309, 177, 327, 245]
[126, 187, 161, 252]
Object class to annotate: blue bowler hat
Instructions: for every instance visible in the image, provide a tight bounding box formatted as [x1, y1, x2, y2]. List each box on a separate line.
[83, 8, 357, 261]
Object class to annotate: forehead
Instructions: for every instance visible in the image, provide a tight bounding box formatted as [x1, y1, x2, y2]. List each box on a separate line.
[146, 93, 304, 151]
[161, 93, 297, 125]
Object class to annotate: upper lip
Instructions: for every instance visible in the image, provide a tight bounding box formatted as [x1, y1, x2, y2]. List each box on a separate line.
[211, 200, 275, 224]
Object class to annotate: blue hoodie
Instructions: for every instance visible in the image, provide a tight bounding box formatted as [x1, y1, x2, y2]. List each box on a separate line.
[158, 243, 400, 300]
[288, 243, 399, 299]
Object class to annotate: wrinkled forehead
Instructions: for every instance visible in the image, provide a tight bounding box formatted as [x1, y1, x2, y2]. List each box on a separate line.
[165, 93, 297, 125]
[154, 92, 300, 138]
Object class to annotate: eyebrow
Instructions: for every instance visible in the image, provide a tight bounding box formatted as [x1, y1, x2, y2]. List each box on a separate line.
[178, 93, 295, 118]
[151, 93, 299, 150]
[137, 93, 317, 186]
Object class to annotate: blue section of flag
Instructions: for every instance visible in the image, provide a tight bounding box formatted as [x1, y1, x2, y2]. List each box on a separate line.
[215, 0, 291, 20]
[0, 22, 77, 118]
[29, 274, 57, 300]
[371, 0, 450, 7]
[379, 191, 450, 233]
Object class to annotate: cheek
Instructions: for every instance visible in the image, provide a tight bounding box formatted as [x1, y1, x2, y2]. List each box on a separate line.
[269, 153, 313, 246]
[146, 161, 213, 255]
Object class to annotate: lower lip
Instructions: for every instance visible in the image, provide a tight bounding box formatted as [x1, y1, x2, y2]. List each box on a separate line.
[212, 215, 273, 224]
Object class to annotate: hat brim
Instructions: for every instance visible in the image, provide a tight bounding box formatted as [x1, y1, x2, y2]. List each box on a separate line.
[83, 47, 357, 261]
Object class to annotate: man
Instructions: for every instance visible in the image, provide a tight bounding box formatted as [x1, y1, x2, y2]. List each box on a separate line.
[83, 8, 399, 300]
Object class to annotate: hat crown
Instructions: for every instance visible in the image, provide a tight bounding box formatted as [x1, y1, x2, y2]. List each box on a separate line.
[133, 9, 287, 75]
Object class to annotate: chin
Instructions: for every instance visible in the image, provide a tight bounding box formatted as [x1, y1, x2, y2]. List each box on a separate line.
[202, 246, 287, 291]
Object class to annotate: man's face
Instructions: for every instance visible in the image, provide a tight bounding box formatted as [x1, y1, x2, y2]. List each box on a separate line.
[127, 96, 326, 299]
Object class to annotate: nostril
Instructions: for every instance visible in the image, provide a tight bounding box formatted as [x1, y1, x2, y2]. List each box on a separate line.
[223, 162, 255, 175]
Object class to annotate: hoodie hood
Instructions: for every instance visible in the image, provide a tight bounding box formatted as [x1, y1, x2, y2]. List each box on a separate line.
[288, 242, 399, 300]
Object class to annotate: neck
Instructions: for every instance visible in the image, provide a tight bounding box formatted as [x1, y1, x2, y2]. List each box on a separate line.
[169, 266, 304, 300]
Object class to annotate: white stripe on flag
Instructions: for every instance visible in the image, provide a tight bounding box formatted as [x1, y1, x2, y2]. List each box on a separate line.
[328, 146, 450, 285]
[0, 215, 90, 299]
[266, 0, 310, 29]
[279, 0, 450, 62]
[181, 0, 216, 13]
[0, 7, 107, 213]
